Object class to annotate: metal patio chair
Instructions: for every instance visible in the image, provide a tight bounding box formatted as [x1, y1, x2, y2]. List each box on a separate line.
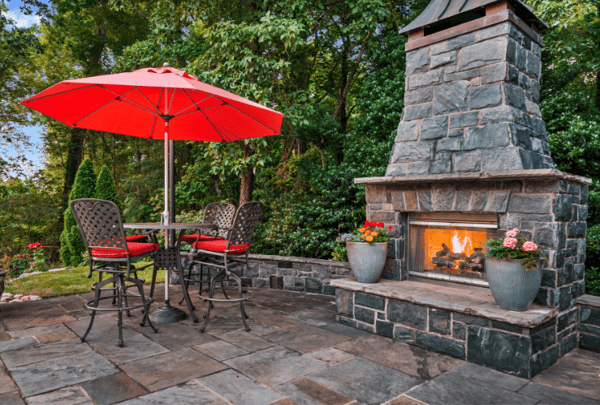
[186, 201, 263, 332]
[177, 202, 236, 306]
[71, 198, 158, 347]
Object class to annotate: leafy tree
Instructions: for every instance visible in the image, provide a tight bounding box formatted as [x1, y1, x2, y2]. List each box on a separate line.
[61, 158, 96, 266]
[96, 165, 122, 212]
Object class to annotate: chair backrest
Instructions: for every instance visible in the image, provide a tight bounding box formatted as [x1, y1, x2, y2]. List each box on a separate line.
[203, 202, 236, 238]
[70, 199, 128, 252]
[227, 201, 264, 247]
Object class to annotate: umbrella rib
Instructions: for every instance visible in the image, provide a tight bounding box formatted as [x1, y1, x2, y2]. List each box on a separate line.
[172, 90, 213, 117]
[134, 87, 164, 116]
[73, 99, 119, 127]
[22, 84, 99, 103]
[99, 86, 160, 116]
[205, 95, 278, 134]
[197, 108, 228, 142]
[149, 113, 158, 139]
[211, 121, 238, 142]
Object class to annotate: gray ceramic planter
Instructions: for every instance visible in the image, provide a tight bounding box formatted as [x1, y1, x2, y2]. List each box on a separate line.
[346, 242, 387, 283]
[486, 257, 542, 311]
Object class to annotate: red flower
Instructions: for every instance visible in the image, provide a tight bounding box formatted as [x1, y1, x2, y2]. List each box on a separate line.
[378, 222, 384, 228]
[28, 242, 41, 249]
[161, 232, 165, 236]
[388, 226, 393, 230]
[363, 221, 370, 227]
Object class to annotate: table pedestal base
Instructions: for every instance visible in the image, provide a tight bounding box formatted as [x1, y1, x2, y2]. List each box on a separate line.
[149, 303, 186, 323]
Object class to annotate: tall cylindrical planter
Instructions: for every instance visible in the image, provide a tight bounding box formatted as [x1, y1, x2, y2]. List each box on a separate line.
[486, 257, 542, 311]
[346, 242, 387, 283]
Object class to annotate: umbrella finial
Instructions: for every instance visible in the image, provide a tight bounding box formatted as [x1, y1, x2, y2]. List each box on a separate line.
[163, 62, 169, 67]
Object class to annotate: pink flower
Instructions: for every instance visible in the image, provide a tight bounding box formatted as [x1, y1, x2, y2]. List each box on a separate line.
[506, 228, 519, 238]
[503, 237, 517, 249]
[523, 241, 538, 251]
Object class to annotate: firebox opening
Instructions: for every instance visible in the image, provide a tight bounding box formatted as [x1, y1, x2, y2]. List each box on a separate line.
[409, 213, 498, 283]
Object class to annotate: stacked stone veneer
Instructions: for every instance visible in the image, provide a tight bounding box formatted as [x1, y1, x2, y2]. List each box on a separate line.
[366, 175, 589, 311]
[177, 254, 352, 295]
[388, 19, 552, 176]
[576, 295, 600, 352]
[335, 287, 566, 378]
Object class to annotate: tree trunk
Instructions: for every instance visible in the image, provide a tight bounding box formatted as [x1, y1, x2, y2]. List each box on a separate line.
[63, 128, 85, 206]
[239, 144, 254, 205]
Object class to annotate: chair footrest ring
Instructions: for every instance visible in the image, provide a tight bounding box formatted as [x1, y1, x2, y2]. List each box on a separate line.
[85, 295, 153, 312]
[202, 290, 254, 303]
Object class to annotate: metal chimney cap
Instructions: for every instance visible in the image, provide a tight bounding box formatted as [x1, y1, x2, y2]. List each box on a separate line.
[399, 0, 548, 36]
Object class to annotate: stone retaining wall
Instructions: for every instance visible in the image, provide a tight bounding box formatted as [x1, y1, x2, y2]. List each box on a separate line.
[577, 295, 600, 352]
[175, 254, 352, 296]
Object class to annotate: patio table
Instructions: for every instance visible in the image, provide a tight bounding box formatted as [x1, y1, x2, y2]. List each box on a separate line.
[124, 222, 217, 323]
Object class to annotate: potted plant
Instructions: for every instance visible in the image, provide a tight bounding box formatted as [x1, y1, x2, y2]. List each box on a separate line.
[486, 228, 547, 311]
[340, 220, 391, 283]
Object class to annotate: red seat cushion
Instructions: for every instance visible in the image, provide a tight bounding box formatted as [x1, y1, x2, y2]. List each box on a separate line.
[92, 242, 158, 259]
[126, 234, 148, 243]
[182, 234, 223, 243]
[193, 240, 250, 254]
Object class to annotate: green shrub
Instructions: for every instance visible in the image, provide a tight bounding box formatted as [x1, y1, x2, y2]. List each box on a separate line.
[96, 165, 122, 212]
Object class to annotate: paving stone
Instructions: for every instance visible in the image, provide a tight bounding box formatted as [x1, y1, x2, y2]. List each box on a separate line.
[119, 381, 228, 405]
[409, 372, 537, 405]
[308, 357, 421, 405]
[308, 347, 355, 365]
[0, 362, 17, 394]
[0, 391, 25, 405]
[321, 322, 370, 339]
[10, 351, 119, 397]
[126, 316, 217, 349]
[335, 334, 463, 380]
[216, 329, 274, 352]
[1, 306, 77, 332]
[7, 324, 68, 339]
[199, 369, 283, 405]
[388, 396, 427, 405]
[224, 346, 328, 387]
[66, 315, 139, 343]
[26, 386, 91, 405]
[247, 322, 282, 336]
[518, 382, 600, 405]
[120, 348, 227, 392]
[80, 372, 148, 405]
[91, 333, 170, 365]
[276, 377, 353, 405]
[0, 337, 36, 353]
[195, 340, 249, 361]
[454, 362, 529, 391]
[263, 324, 351, 353]
[269, 399, 298, 405]
[533, 349, 600, 401]
[286, 309, 337, 327]
[1, 338, 93, 369]
[36, 329, 78, 343]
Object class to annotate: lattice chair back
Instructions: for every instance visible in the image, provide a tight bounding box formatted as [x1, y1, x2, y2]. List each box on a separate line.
[70, 199, 128, 254]
[227, 201, 263, 248]
[203, 202, 236, 238]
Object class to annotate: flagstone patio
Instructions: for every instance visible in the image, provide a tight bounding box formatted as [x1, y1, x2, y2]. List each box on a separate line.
[1, 286, 599, 405]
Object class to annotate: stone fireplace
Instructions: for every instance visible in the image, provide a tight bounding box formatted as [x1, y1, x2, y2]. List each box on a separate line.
[331, 0, 591, 378]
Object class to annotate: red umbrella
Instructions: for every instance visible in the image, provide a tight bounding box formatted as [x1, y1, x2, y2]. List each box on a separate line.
[21, 64, 284, 225]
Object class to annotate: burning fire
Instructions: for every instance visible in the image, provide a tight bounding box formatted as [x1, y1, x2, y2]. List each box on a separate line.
[423, 228, 488, 270]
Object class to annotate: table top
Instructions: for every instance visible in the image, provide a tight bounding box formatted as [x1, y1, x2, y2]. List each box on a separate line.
[124, 222, 216, 230]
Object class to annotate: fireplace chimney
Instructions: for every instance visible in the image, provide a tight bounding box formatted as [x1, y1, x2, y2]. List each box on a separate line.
[388, 0, 551, 176]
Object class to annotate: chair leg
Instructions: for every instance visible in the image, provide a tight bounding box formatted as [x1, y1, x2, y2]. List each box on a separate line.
[199, 268, 223, 333]
[117, 275, 124, 347]
[129, 276, 158, 333]
[82, 275, 116, 342]
[178, 260, 198, 323]
[228, 270, 250, 331]
[178, 262, 194, 308]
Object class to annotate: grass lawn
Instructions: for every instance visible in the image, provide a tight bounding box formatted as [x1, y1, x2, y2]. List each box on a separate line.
[5, 263, 165, 298]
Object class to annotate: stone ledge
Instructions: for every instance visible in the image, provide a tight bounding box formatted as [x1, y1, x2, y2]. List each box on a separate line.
[248, 254, 350, 269]
[576, 295, 600, 309]
[331, 278, 557, 328]
[354, 169, 592, 186]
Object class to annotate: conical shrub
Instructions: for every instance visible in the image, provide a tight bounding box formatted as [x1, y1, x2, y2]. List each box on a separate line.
[96, 165, 122, 212]
[61, 158, 96, 266]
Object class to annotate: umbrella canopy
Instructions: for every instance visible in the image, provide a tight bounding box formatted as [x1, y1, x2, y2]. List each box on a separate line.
[21, 65, 284, 226]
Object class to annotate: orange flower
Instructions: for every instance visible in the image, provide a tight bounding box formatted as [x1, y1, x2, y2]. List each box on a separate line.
[364, 230, 371, 235]
[366, 235, 374, 242]
[359, 228, 365, 233]
[371, 232, 378, 237]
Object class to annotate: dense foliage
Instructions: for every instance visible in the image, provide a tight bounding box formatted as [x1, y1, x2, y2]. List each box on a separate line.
[2, 0, 600, 295]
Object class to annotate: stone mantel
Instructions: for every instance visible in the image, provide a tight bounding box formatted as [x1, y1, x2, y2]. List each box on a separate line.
[355, 169, 592, 186]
